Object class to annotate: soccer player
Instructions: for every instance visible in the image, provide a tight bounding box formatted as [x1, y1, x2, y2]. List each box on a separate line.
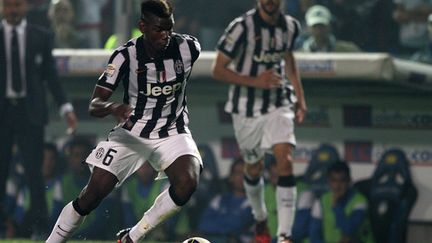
[45, 0, 203, 242]
[212, 0, 307, 242]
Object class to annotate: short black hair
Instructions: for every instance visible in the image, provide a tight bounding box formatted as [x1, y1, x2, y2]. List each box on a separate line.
[141, 0, 173, 20]
[328, 161, 351, 181]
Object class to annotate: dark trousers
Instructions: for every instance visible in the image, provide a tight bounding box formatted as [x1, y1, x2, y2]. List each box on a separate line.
[0, 99, 48, 232]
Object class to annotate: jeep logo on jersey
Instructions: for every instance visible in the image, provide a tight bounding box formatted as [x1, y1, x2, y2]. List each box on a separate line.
[253, 51, 285, 63]
[142, 81, 182, 97]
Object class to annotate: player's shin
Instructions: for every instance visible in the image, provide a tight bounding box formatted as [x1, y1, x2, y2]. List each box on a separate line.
[276, 175, 297, 237]
[128, 187, 181, 242]
[46, 201, 86, 243]
[244, 175, 267, 222]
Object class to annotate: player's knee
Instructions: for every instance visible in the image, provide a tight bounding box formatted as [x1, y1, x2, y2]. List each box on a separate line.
[73, 197, 97, 216]
[170, 173, 198, 205]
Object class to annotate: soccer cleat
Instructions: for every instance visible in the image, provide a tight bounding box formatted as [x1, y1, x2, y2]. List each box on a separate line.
[254, 220, 271, 243]
[116, 228, 134, 243]
[278, 233, 293, 243]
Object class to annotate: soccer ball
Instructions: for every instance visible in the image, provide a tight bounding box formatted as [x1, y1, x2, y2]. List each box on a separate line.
[182, 236, 211, 243]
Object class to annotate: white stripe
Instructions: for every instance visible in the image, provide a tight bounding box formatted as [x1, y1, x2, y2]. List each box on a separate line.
[225, 20, 244, 53]
[275, 28, 283, 50]
[179, 40, 191, 70]
[105, 53, 125, 85]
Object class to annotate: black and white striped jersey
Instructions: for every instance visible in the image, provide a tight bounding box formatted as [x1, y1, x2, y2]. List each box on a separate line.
[97, 33, 201, 139]
[216, 8, 300, 117]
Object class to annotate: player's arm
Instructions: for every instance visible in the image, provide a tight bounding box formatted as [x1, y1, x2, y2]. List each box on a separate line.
[89, 86, 132, 122]
[212, 51, 282, 89]
[284, 51, 307, 123]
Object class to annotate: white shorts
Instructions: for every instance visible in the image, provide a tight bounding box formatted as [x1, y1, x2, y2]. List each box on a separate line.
[232, 106, 296, 164]
[85, 127, 202, 187]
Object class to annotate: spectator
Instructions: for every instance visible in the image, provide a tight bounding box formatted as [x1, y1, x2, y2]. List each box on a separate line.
[4, 143, 64, 238]
[47, 0, 84, 48]
[411, 13, 432, 64]
[300, 5, 361, 52]
[72, 0, 109, 48]
[309, 161, 374, 243]
[197, 158, 254, 243]
[0, 0, 77, 238]
[393, 0, 432, 57]
[285, 0, 318, 48]
[323, 0, 374, 50]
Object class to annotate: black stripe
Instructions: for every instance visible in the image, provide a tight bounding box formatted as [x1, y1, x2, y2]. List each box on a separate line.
[140, 58, 167, 138]
[246, 87, 255, 117]
[246, 12, 262, 117]
[120, 48, 130, 104]
[231, 19, 248, 114]
[123, 37, 147, 131]
[176, 110, 187, 134]
[232, 85, 241, 113]
[176, 69, 190, 134]
[159, 39, 185, 138]
[279, 16, 289, 51]
[108, 49, 120, 63]
[261, 26, 277, 114]
[261, 90, 270, 114]
[285, 87, 293, 103]
[235, 21, 247, 73]
[275, 87, 283, 107]
[185, 36, 200, 64]
[289, 20, 300, 51]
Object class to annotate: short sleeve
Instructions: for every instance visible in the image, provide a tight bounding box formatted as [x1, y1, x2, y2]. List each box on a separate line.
[287, 17, 301, 51]
[216, 18, 246, 59]
[97, 49, 129, 91]
[183, 34, 201, 64]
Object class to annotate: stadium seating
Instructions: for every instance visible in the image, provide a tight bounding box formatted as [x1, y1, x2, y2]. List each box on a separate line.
[354, 148, 418, 243]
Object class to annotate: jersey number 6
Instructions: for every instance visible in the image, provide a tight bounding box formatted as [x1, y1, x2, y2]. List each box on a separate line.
[102, 148, 117, 166]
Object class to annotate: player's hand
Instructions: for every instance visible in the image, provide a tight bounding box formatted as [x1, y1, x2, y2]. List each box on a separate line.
[254, 69, 282, 89]
[295, 101, 307, 124]
[65, 111, 78, 135]
[110, 103, 133, 122]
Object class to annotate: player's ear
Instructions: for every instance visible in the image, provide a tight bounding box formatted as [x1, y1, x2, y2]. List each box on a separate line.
[138, 20, 146, 33]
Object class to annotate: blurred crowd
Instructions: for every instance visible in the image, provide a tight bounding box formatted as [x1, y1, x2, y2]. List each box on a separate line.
[0, 0, 431, 63]
[1, 137, 417, 243]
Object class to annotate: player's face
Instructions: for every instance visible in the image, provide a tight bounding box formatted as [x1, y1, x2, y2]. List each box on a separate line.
[2, 0, 28, 26]
[140, 14, 174, 54]
[258, 0, 281, 16]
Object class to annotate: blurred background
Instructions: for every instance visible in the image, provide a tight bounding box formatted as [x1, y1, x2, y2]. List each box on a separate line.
[1, 0, 432, 242]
